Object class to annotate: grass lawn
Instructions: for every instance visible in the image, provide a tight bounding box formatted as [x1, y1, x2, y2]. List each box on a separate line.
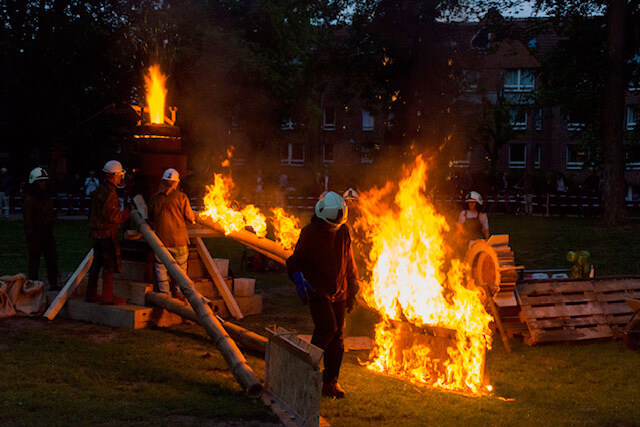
[1, 215, 640, 426]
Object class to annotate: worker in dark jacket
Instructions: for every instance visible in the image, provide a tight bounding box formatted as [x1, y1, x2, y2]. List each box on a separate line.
[287, 191, 359, 398]
[23, 167, 59, 291]
[85, 160, 130, 305]
[148, 168, 195, 295]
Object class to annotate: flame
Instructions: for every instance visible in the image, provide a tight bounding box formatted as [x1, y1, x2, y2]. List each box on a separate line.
[271, 207, 301, 250]
[355, 155, 493, 396]
[144, 65, 167, 124]
[199, 173, 267, 237]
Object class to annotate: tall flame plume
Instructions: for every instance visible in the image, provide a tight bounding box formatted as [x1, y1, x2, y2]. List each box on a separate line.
[355, 155, 493, 396]
[144, 65, 167, 124]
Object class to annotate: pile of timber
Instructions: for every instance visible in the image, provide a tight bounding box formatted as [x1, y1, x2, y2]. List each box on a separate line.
[515, 277, 640, 345]
[46, 222, 263, 329]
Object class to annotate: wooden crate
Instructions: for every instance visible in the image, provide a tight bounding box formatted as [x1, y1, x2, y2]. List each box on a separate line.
[516, 277, 640, 345]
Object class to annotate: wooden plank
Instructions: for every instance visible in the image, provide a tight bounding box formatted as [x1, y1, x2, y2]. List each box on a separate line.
[44, 250, 93, 320]
[195, 237, 243, 319]
[605, 313, 634, 325]
[518, 293, 600, 306]
[487, 234, 509, 246]
[592, 279, 640, 292]
[530, 325, 612, 343]
[522, 302, 604, 319]
[528, 315, 608, 329]
[599, 302, 637, 315]
[626, 298, 640, 311]
[518, 281, 595, 295]
[596, 290, 640, 302]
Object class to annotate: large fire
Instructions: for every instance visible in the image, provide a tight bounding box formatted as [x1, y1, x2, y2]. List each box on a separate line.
[200, 173, 268, 238]
[270, 207, 301, 250]
[144, 65, 167, 124]
[354, 155, 493, 395]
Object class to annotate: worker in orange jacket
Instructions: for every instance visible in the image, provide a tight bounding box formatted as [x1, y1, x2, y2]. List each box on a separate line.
[85, 160, 130, 305]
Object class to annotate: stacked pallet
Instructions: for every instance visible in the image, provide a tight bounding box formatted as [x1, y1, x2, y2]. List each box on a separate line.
[516, 277, 640, 345]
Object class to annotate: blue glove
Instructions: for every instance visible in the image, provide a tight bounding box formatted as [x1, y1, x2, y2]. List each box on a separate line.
[293, 272, 314, 305]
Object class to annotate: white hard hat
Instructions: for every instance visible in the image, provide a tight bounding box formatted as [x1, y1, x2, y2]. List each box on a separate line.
[315, 191, 348, 226]
[162, 168, 180, 181]
[102, 160, 125, 175]
[29, 167, 49, 184]
[343, 187, 359, 201]
[465, 190, 483, 205]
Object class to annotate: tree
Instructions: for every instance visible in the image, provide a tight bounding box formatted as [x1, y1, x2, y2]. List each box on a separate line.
[478, 0, 640, 226]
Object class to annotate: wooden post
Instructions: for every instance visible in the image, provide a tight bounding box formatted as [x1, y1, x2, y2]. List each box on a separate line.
[195, 237, 243, 319]
[44, 249, 93, 320]
[145, 291, 268, 355]
[130, 209, 262, 397]
[196, 216, 293, 265]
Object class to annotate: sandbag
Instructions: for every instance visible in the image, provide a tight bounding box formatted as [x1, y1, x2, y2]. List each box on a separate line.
[0, 274, 46, 317]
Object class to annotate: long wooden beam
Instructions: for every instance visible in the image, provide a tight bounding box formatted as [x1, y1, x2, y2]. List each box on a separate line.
[195, 237, 243, 319]
[44, 249, 93, 320]
[196, 216, 293, 265]
[130, 209, 262, 397]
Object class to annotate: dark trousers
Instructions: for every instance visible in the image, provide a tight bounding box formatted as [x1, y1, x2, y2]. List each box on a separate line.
[309, 298, 346, 384]
[27, 231, 58, 288]
[87, 238, 117, 299]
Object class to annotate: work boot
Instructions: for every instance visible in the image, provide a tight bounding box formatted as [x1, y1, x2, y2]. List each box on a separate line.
[101, 273, 126, 306]
[322, 379, 346, 398]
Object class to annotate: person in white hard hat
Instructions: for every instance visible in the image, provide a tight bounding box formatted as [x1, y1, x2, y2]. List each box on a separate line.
[458, 190, 490, 243]
[148, 168, 196, 297]
[286, 191, 360, 398]
[85, 160, 130, 305]
[23, 167, 60, 291]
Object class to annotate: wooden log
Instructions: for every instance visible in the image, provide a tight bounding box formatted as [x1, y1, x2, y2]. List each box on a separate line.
[195, 237, 243, 319]
[130, 209, 262, 398]
[44, 249, 93, 320]
[145, 291, 268, 354]
[196, 216, 293, 265]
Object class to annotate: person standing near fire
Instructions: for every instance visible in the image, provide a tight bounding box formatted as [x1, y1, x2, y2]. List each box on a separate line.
[85, 160, 130, 305]
[458, 190, 490, 244]
[148, 168, 195, 297]
[23, 167, 60, 291]
[286, 191, 360, 398]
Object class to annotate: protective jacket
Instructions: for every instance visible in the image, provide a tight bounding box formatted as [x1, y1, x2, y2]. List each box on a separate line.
[287, 214, 358, 302]
[88, 180, 129, 272]
[148, 188, 195, 247]
[23, 190, 55, 247]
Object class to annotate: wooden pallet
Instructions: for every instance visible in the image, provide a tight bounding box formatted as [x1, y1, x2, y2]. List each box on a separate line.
[516, 277, 640, 345]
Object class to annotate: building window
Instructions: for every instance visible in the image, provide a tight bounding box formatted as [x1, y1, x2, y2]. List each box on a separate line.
[510, 107, 528, 130]
[385, 111, 395, 128]
[626, 143, 640, 169]
[281, 118, 294, 130]
[567, 113, 586, 131]
[450, 151, 470, 168]
[323, 144, 335, 163]
[535, 108, 542, 131]
[323, 107, 336, 130]
[566, 145, 585, 170]
[362, 110, 374, 131]
[627, 105, 638, 130]
[503, 69, 534, 92]
[535, 144, 541, 169]
[281, 143, 305, 166]
[508, 143, 526, 168]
